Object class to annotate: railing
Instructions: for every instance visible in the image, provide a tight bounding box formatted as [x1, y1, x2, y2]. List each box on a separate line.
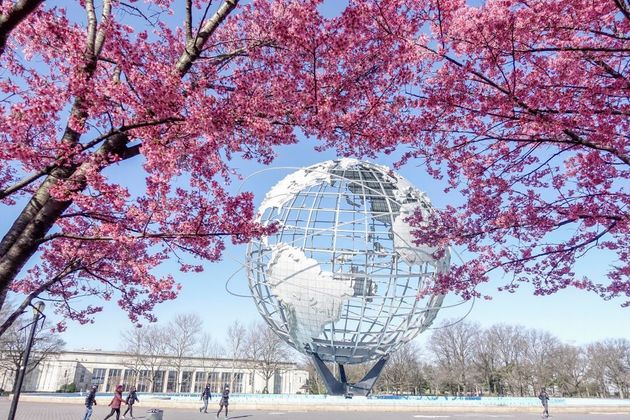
[16, 392, 630, 408]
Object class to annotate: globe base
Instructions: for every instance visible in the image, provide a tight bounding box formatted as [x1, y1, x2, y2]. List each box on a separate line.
[310, 352, 388, 396]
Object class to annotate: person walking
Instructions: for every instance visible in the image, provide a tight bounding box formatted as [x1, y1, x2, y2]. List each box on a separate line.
[122, 386, 139, 419]
[199, 383, 212, 413]
[538, 387, 550, 418]
[103, 384, 126, 420]
[216, 385, 230, 419]
[82, 385, 98, 420]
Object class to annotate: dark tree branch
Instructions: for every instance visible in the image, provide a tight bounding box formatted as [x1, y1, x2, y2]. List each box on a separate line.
[0, 0, 44, 57]
[613, 0, 630, 21]
[0, 260, 81, 337]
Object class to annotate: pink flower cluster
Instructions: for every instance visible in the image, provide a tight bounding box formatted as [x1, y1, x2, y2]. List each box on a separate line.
[0, 0, 627, 331]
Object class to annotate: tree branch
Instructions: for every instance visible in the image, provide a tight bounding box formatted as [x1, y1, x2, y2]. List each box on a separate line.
[614, 0, 630, 21]
[185, 0, 193, 42]
[0, 117, 183, 200]
[175, 0, 238, 75]
[0, 0, 44, 58]
[0, 260, 81, 337]
[41, 231, 236, 244]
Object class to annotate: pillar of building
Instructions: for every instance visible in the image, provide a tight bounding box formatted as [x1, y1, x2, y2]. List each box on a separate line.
[102, 368, 110, 392]
[162, 370, 169, 393]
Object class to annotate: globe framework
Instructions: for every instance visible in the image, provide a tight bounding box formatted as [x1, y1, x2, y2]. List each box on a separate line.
[247, 158, 449, 371]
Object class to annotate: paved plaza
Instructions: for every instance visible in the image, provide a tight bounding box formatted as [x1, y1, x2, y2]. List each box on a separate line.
[1, 399, 629, 420]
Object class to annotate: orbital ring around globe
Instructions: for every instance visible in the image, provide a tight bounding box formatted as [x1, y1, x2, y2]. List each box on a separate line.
[243, 159, 453, 366]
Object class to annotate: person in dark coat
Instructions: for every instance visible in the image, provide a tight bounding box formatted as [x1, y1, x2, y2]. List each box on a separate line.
[104, 384, 126, 420]
[538, 387, 550, 418]
[199, 384, 212, 413]
[216, 385, 230, 418]
[82, 384, 98, 420]
[122, 386, 139, 419]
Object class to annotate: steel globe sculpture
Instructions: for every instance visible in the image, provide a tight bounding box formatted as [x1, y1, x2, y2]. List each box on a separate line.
[246, 159, 449, 395]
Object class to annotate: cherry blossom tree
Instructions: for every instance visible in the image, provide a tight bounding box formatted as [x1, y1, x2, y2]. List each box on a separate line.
[404, 0, 628, 305]
[360, 0, 628, 306]
[0, 0, 628, 337]
[0, 0, 423, 332]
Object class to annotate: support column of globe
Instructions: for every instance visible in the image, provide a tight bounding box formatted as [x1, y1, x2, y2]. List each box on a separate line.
[246, 159, 449, 396]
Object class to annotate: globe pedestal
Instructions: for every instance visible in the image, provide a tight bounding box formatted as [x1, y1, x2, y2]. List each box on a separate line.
[310, 353, 388, 397]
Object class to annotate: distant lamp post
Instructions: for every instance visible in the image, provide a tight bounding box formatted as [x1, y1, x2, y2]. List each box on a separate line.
[7, 301, 45, 420]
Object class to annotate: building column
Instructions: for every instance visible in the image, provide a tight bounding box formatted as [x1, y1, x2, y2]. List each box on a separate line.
[162, 370, 169, 393]
[102, 368, 110, 392]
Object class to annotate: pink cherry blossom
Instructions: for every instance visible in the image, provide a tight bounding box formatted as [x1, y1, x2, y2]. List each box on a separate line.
[0, 0, 628, 334]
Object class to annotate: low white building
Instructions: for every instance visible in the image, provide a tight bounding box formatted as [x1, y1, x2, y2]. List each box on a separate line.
[2, 349, 308, 395]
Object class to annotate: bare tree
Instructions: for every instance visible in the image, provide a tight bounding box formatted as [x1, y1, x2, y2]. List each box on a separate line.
[486, 324, 528, 396]
[428, 320, 480, 395]
[226, 320, 246, 390]
[523, 329, 560, 394]
[244, 321, 291, 393]
[0, 303, 65, 392]
[120, 327, 143, 390]
[120, 325, 171, 392]
[164, 313, 202, 392]
[196, 332, 224, 391]
[299, 357, 326, 395]
[552, 344, 588, 397]
[379, 342, 425, 395]
[587, 342, 611, 398]
[142, 326, 170, 392]
[472, 329, 501, 395]
[588, 339, 630, 399]
[245, 318, 630, 399]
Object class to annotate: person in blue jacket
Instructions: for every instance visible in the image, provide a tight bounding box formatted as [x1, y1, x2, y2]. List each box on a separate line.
[82, 385, 98, 420]
[122, 386, 139, 419]
[199, 384, 212, 413]
[538, 387, 550, 418]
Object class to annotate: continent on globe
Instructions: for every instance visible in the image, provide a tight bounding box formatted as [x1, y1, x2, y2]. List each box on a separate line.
[266, 244, 354, 350]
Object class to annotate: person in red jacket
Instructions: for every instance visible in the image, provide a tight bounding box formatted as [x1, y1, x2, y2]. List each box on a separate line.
[104, 384, 126, 420]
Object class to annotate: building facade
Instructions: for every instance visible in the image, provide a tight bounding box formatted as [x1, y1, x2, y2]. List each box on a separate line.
[1, 349, 308, 395]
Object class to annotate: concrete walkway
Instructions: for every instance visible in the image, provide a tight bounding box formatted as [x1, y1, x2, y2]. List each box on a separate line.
[1, 399, 629, 420]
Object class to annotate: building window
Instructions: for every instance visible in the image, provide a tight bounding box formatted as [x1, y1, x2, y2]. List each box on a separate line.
[152, 370, 165, 393]
[92, 368, 106, 391]
[123, 369, 136, 391]
[107, 369, 122, 392]
[181, 371, 193, 393]
[221, 372, 231, 390]
[166, 371, 177, 392]
[208, 372, 220, 393]
[273, 371, 282, 394]
[136, 371, 150, 392]
[194, 372, 207, 393]
[232, 373, 243, 393]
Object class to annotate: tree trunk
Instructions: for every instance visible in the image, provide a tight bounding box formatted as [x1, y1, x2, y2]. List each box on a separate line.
[0, 0, 240, 310]
[0, 132, 129, 314]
